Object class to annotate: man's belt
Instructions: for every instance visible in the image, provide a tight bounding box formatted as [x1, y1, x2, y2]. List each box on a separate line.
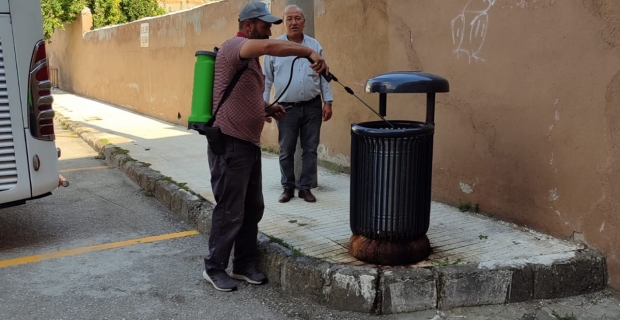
[281, 95, 321, 107]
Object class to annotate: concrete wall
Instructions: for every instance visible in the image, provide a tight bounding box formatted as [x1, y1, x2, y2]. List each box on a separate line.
[47, 0, 620, 289]
[158, 0, 214, 13]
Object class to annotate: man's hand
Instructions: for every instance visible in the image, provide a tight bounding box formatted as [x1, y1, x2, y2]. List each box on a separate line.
[322, 103, 332, 122]
[265, 104, 287, 121]
[308, 51, 327, 74]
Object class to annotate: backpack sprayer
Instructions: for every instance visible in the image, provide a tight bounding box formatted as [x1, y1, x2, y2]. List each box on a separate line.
[188, 51, 217, 135]
[188, 51, 394, 135]
[188, 49, 294, 135]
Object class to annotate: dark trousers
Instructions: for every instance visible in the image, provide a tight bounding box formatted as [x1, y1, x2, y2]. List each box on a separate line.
[277, 96, 322, 190]
[204, 134, 264, 272]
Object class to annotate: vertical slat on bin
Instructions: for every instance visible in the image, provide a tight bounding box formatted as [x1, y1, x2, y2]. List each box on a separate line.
[369, 137, 375, 235]
[402, 136, 410, 239]
[359, 134, 364, 235]
[350, 127, 357, 234]
[377, 136, 381, 237]
[391, 137, 398, 239]
[385, 136, 390, 239]
[384, 136, 389, 237]
[409, 135, 418, 238]
[359, 130, 364, 234]
[365, 136, 371, 236]
[365, 136, 372, 235]
[403, 136, 410, 239]
[380, 136, 386, 236]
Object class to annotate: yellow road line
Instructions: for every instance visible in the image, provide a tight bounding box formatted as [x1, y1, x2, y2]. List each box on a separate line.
[0, 230, 200, 268]
[59, 166, 111, 173]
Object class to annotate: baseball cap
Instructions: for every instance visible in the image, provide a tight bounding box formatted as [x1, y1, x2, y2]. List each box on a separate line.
[239, 2, 283, 24]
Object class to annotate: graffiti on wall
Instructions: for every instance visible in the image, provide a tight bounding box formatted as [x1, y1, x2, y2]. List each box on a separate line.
[451, 0, 497, 63]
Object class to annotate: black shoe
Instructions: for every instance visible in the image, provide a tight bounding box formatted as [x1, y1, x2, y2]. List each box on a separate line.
[203, 270, 237, 292]
[230, 264, 267, 285]
[278, 187, 295, 203]
[298, 189, 316, 202]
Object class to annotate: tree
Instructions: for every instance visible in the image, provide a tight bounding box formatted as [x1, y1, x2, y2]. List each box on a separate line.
[119, 0, 165, 23]
[41, 0, 88, 40]
[87, 0, 165, 28]
[89, 0, 124, 28]
[41, 0, 165, 40]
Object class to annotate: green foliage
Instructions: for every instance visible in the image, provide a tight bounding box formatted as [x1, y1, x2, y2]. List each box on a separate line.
[41, 0, 88, 40]
[120, 0, 165, 23]
[268, 236, 306, 258]
[41, 0, 165, 40]
[87, 0, 165, 28]
[551, 310, 576, 320]
[89, 0, 124, 28]
[456, 199, 479, 213]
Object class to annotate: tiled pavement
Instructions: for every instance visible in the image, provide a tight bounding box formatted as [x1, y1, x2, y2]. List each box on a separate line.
[52, 90, 581, 270]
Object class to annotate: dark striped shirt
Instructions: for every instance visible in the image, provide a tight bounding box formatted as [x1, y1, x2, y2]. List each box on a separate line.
[212, 37, 266, 145]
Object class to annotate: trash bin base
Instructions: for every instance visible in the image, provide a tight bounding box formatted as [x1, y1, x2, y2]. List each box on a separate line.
[349, 234, 431, 266]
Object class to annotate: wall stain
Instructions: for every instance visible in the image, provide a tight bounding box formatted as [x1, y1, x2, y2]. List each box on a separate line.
[505, 0, 557, 10]
[388, 3, 424, 70]
[598, 69, 620, 216]
[582, 0, 620, 48]
[361, 0, 388, 20]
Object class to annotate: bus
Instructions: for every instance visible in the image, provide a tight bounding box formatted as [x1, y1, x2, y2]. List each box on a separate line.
[0, 0, 63, 208]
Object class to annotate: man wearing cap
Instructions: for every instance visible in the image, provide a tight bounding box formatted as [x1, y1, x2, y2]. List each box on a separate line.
[203, 1, 328, 292]
[263, 5, 334, 204]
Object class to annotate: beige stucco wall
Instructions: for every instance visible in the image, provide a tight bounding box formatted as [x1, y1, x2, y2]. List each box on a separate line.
[158, 0, 215, 13]
[48, 0, 620, 289]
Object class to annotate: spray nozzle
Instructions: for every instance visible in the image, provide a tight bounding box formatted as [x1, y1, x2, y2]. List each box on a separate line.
[305, 56, 335, 82]
[305, 57, 394, 128]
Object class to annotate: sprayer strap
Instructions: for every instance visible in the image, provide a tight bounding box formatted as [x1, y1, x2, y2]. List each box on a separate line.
[212, 63, 249, 121]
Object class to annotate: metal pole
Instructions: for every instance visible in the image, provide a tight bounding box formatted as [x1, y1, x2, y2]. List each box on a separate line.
[285, 0, 317, 189]
[426, 93, 436, 125]
[379, 93, 387, 117]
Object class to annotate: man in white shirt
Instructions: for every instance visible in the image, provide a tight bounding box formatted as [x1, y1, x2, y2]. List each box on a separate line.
[263, 4, 334, 203]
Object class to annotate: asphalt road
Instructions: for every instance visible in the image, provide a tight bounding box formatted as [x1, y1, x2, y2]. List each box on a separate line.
[0, 125, 393, 320]
[1, 124, 619, 320]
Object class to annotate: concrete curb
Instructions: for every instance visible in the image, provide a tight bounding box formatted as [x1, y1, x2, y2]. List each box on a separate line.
[56, 114, 608, 314]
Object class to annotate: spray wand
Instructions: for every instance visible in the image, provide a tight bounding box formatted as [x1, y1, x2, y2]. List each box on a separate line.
[267, 57, 396, 129]
[307, 58, 395, 129]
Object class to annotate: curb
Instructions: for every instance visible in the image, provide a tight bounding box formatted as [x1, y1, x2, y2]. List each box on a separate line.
[56, 114, 608, 314]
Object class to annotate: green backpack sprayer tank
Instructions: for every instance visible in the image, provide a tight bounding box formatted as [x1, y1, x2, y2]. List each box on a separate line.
[188, 51, 331, 136]
[188, 50, 217, 135]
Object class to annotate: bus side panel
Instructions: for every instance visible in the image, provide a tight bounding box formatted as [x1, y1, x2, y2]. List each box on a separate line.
[0, 15, 34, 203]
[26, 137, 58, 197]
[9, 1, 59, 198]
[0, 0, 8, 14]
[9, 0, 44, 130]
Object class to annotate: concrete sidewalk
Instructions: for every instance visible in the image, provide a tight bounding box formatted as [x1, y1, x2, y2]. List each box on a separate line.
[52, 90, 607, 314]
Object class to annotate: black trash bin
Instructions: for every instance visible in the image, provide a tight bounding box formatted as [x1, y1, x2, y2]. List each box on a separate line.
[349, 71, 449, 266]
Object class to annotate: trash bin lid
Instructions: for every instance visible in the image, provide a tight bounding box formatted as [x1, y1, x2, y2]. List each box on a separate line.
[365, 71, 450, 94]
[352, 120, 434, 138]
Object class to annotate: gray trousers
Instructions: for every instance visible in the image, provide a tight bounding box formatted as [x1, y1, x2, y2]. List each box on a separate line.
[278, 96, 322, 190]
[204, 134, 264, 272]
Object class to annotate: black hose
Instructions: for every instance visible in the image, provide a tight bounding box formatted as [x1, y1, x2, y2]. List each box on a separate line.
[265, 57, 395, 128]
[332, 80, 395, 128]
[265, 57, 303, 116]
